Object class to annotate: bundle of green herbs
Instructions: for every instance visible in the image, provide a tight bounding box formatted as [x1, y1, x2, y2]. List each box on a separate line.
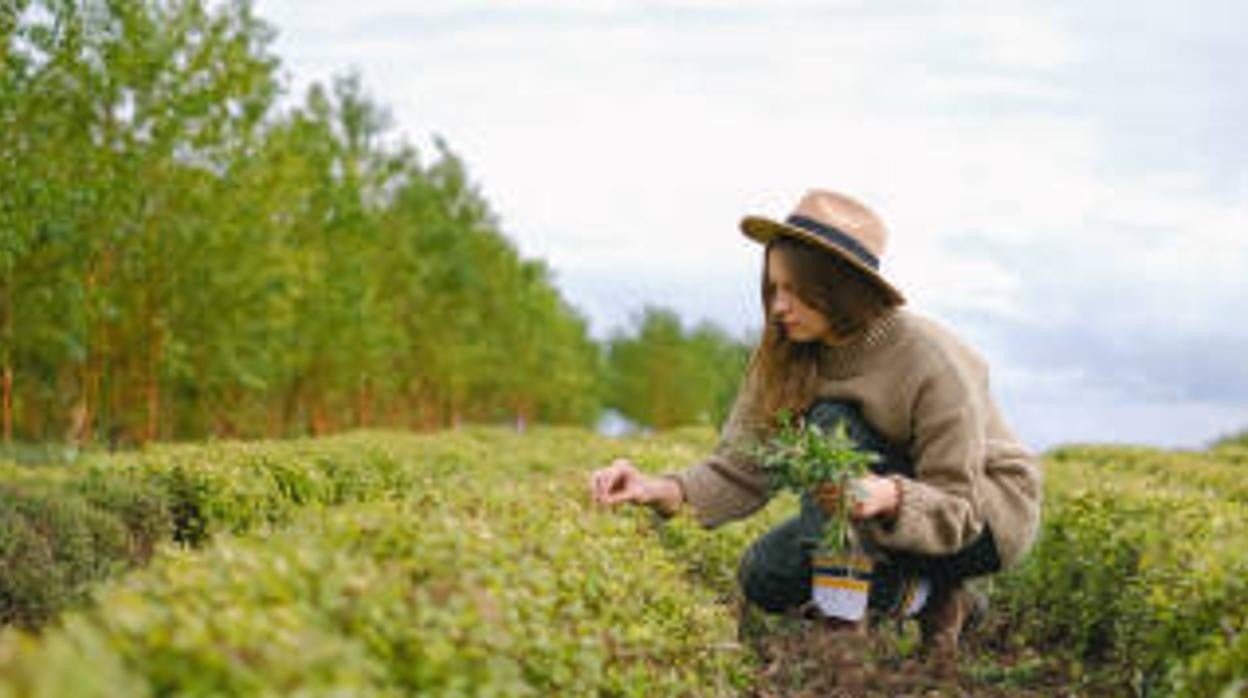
[745, 410, 878, 552]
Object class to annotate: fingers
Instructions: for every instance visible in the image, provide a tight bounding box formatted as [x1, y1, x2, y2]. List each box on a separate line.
[848, 499, 866, 519]
[846, 477, 884, 520]
[813, 477, 897, 520]
[589, 461, 620, 502]
[590, 469, 620, 504]
[601, 479, 643, 505]
[594, 464, 621, 499]
[847, 480, 870, 519]
[589, 459, 638, 506]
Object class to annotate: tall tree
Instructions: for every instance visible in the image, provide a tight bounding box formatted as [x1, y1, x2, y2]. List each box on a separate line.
[3, 1, 606, 443]
[607, 307, 750, 430]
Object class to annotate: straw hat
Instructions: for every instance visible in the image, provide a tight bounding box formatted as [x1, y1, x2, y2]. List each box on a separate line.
[740, 189, 904, 304]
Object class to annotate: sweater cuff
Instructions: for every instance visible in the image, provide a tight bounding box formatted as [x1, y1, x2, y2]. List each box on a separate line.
[649, 474, 686, 519]
[868, 477, 933, 549]
[668, 466, 717, 525]
[667, 458, 768, 529]
[866, 477, 980, 557]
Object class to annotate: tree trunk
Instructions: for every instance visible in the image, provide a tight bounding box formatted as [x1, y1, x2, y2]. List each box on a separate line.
[141, 182, 163, 444]
[144, 373, 160, 442]
[2, 361, 12, 444]
[310, 397, 329, 435]
[2, 281, 11, 443]
[266, 392, 284, 439]
[355, 376, 373, 428]
[72, 254, 108, 446]
[144, 318, 163, 443]
[282, 373, 303, 436]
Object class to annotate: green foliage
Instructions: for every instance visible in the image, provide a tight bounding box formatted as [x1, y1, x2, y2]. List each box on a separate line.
[0, 432, 445, 625]
[1, 0, 602, 445]
[0, 428, 754, 696]
[1210, 425, 1248, 451]
[655, 495, 797, 598]
[607, 307, 751, 430]
[2, 427, 754, 632]
[994, 445, 1248, 696]
[0, 482, 130, 629]
[747, 411, 876, 496]
[5, 429, 1246, 695]
[0, 456, 171, 628]
[0, 442, 87, 467]
[743, 411, 876, 551]
[68, 472, 172, 562]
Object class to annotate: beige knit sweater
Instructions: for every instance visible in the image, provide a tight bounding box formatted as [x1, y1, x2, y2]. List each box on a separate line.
[668, 309, 1043, 569]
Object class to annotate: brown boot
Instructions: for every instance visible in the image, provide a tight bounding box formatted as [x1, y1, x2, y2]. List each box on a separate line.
[918, 582, 987, 679]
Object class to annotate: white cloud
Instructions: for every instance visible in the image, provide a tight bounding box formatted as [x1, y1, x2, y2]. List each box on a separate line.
[253, 0, 1248, 447]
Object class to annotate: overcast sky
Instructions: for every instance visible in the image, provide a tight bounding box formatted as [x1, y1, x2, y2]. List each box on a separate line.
[251, 0, 1247, 451]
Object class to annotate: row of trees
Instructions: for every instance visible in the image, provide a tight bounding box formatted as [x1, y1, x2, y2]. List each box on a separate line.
[0, 0, 751, 446]
[606, 308, 752, 431]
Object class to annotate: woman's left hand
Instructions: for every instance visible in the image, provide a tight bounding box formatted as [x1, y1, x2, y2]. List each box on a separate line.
[847, 474, 900, 520]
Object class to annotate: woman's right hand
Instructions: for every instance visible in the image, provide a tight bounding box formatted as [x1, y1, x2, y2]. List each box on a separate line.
[589, 458, 683, 513]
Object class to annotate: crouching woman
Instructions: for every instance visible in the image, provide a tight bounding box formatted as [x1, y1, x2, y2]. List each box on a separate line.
[589, 190, 1042, 668]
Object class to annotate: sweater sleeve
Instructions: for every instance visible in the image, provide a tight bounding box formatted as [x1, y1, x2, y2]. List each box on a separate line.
[666, 368, 772, 528]
[864, 355, 987, 556]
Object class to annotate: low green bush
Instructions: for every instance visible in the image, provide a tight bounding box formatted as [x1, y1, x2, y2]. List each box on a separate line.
[0, 484, 131, 628]
[68, 473, 172, 562]
[0, 431, 483, 626]
[7, 429, 1243, 695]
[995, 446, 1248, 696]
[0, 461, 750, 696]
[0, 427, 734, 631]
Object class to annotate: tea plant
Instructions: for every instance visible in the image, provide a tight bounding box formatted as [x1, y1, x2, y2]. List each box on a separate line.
[744, 410, 878, 551]
[3, 427, 1247, 695]
[0, 440, 752, 697]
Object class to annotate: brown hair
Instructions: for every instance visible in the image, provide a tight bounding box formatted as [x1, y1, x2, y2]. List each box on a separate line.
[749, 236, 902, 422]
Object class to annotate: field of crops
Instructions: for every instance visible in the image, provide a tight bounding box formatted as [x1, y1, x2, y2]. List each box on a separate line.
[0, 428, 1244, 696]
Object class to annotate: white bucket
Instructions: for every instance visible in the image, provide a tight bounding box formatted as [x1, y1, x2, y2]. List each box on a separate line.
[811, 550, 873, 621]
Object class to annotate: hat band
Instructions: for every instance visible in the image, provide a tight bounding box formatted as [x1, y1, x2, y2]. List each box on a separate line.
[786, 215, 880, 270]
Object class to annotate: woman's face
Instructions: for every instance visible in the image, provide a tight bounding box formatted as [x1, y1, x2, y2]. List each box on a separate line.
[767, 247, 841, 345]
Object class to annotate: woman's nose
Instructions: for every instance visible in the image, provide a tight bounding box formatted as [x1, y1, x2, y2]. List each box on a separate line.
[773, 290, 791, 312]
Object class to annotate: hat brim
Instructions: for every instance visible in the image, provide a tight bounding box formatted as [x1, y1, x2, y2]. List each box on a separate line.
[740, 215, 905, 305]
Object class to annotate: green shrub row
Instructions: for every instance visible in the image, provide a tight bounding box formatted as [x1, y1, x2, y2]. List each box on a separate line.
[0, 436, 405, 629]
[1046, 444, 1248, 503]
[0, 428, 617, 629]
[0, 459, 750, 696]
[0, 426, 744, 630]
[16, 427, 1246, 695]
[0, 474, 172, 629]
[995, 446, 1248, 696]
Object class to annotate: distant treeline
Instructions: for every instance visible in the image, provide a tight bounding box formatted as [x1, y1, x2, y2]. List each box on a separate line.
[0, 0, 752, 445]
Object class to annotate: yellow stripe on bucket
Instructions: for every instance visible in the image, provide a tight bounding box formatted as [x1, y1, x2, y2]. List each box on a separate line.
[813, 576, 870, 592]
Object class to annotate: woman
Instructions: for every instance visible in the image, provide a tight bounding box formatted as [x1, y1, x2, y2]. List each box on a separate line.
[589, 189, 1043, 667]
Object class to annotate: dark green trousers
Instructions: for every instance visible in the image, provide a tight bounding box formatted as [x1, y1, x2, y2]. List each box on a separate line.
[736, 400, 1001, 615]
